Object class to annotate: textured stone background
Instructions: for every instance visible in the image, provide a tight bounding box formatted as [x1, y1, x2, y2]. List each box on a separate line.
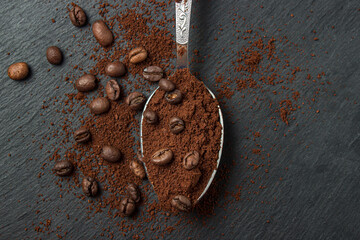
[0, 0, 359, 239]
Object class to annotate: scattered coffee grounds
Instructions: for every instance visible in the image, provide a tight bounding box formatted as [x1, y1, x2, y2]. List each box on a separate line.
[29, 0, 338, 238]
[142, 68, 222, 211]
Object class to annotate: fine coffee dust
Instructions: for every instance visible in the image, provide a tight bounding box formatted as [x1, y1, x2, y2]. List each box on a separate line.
[142, 69, 222, 211]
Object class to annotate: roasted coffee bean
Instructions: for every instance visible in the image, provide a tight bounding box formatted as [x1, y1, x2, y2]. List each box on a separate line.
[105, 80, 121, 101]
[159, 78, 175, 92]
[129, 47, 147, 64]
[92, 20, 113, 47]
[143, 66, 163, 82]
[137, 151, 144, 163]
[105, 62, 126, 77]
[101, 145, 122, 163]
[8, 62, 29, 81]
[169, 117, 184, 134]
[53, 160, 73, 176]
[119, 197, 136, 216]
[75, 74, 97, 92]
[126, 183, 141, 203]
[151, 148, 173, 165]
[171, 195, 192, 212]
[144, 109, 158, 124]
[183, 151, 200, 170]
[89, 97, 110, 115]
[74, 127, 91, 143]
[69, 4, 87, 27]
[82, 177, 98, 197]
[46, 46, 63, 65]
[180, 168, 202, 192]
[165, 89, 183, 105]
[129, 160, 146, 179]
[125, 92, 146, 111]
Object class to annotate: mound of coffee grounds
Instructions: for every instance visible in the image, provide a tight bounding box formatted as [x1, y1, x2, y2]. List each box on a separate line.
[141, 68, 222, 211]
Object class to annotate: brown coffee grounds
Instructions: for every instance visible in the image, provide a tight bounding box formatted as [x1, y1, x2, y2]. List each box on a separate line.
[142, 68, 222, 211]
[30, 1, 337, 238]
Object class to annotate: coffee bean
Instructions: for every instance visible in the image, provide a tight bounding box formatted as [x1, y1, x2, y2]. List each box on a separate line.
[82, 177, 99, 197]
[53, 160, 73, 176]
[119, 197, 136, 216]
[74, 127, 91, 143]
[69, 4, 87, 27]
[126, 183, 141, 203]
[129, 160, 146, 179]
[183, 151, 200, 170]
[151, 148, 173, 165]
[75, 74, 97, 92]
[92, 20, 113, 47]
[169, 117, 184, 134]
[159, 78, 175, 92]
[105, 80, 121, 101]
[101, 145, 122, 163]
[180, 168, 202, 192]
[129, 47, 147, 64]
[171, 195, 191, 212]
[144, 109, 158, 124]
[137, 151, 144, 163]
[165, 89, 183, 105]
[89, 97, 110, 115]
[125, 92, 146, 111]
[143, 66, 163, 82]
[105, 62, 126, 77]
[46, 46, 63, 65]
[7, 62, 29, 81]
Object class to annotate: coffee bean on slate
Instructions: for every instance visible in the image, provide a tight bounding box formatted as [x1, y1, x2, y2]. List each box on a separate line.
[105, 61, 126, 77]
[101, 145, 122, 163]
[53, 160, 73, 176]
[7, 62, 29, 81]
[159, 78, 175, 92]
[125, 92, 146, 111]
[74, 127, 91, 143]
[144, 109, 158, 124]
[119, 197, 136, 216]
[169, 116, 184, 134]
[75, 74, 97, 92]
[151, 148, 173, 165]
[165, 89, 183, 105]
[143, 66, 163, 82]
[46, 46, 63, 65]
[129, 160, 146, 179]
[105, 79, 121, 101]
[69, 4, 87, 27]
[183, 151, 200, 170]
[92, 20, 113, 47]
[129, 47, 147, 64]
[89, 97, 110, 115]
[171, 195, 192, 211]
[126, 183, 141, 203]
[82, 177, 98, 197]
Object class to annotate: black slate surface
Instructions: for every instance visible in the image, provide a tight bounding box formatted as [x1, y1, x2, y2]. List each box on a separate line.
[1, 0, 360, 239]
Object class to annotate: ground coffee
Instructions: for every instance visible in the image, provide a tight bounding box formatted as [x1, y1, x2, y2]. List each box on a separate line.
[142, 68, 222, 211]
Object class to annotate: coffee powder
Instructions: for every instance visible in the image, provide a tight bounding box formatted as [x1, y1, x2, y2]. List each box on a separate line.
[142, 68, 222, 211]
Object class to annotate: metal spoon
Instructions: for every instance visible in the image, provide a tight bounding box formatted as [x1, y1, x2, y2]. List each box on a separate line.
[140, 0, 224, 204]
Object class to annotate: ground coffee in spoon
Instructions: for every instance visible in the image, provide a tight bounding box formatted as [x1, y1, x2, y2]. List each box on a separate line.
[142, 68, 222, 212]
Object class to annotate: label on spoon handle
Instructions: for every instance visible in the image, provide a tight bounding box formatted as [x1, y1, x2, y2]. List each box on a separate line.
[175, 0, 192, 45]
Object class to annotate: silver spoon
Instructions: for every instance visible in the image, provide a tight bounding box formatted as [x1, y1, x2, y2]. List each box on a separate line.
[140, 0, 224, 204]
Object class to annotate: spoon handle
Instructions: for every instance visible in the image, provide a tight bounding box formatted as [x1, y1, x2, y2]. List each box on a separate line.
[175, 0, 192, 69]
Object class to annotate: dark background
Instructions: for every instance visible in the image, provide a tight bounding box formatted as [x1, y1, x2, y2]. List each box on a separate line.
[1, 0, 359, 239]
